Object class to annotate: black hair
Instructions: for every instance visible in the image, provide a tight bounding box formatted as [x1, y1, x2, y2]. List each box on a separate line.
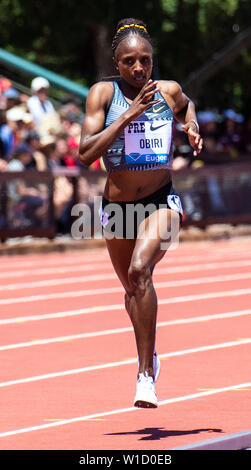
[112, 18, 152, 56]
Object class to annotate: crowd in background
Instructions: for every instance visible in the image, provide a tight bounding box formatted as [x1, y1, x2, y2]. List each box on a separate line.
[0, 75, 251, 232]
[0, 75, 103, 232]
[0, 76, 87, 172]
[1, 75, 251, 174]
[172, 109, 251, 171]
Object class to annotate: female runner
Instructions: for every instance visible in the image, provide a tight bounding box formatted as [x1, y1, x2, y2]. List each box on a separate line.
[79, 18, 203, 408]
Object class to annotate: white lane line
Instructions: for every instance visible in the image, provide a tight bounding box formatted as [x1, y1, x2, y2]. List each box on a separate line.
[0, 380, 251, 438]
[0, 303, 124, 325]
[0, 338, 250, 389]
[0, 273, 116, 292]
[0, 249, 243, 270]
[2, 271, 251, 305]
[0, 254, 109, 270]
[1, 288, 251, 325]
[1, 257, 251, 282]
[0, 308, 251, 352]
[2, 261, 251, 292]
[0, 262, 110, 280]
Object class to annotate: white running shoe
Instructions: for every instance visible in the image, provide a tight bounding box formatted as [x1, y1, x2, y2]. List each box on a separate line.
[134, 372, 158, 408]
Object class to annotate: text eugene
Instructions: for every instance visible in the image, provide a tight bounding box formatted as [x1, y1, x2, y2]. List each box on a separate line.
[79, 453, 172, 466]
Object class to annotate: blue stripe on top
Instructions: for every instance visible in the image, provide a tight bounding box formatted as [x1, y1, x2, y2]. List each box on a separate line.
[102, 81, 174, 172]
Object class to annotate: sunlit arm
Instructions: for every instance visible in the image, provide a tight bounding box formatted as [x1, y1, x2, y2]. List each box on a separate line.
[79, 113, 131, 167]
[171, 82, 198, 127]
[171, 81, 202, 156]
[174, 97, 198, 127]
[78, 83, 132, 167]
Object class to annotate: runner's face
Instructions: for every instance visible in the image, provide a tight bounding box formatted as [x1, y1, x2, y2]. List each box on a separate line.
[114, 35, 153, 88]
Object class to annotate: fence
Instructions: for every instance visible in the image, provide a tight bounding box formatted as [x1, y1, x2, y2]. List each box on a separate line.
[173, 162, 251, 228]
[0, 162, 251, 242]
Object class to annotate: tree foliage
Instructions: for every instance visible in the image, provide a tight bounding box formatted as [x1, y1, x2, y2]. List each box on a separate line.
[0, 0, 250, 113]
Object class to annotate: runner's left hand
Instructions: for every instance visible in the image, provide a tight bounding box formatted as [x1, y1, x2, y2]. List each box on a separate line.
[181, 122, 203, 157]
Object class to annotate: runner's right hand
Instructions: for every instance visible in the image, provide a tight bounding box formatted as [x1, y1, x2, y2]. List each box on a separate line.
[127, 80, 161, 120]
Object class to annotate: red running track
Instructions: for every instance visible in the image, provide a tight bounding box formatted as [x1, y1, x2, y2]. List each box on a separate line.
[0, 237, 251, 450]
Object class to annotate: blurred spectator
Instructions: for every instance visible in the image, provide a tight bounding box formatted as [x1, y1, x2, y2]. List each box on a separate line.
[7, 143, 47, 226]
[0, 77, 12, 111]
[65, 136, 79, 167]
[38, 111, 62, 138]
[39, 135, 59, 169]
[8, 142, 34, 172]
[53, 174, 73, 232]
[0, 109, 14, 159]
[171, 122, 192, 171]
[240, 114, 251, 154]
[54, 137, 69, 166]
[216, 109, 243, 158]
[0, 158, 7, 172]
[0, 77, 12, 92]
[0, 106, 30, 159]
[3, 87, 21, 110]
[59, 100, 84, 124]
[0, 135, 7, 171]
[172, 155, 189, 171]
[25, 130, 47, 171]
[4, 106, 33, 156]
[27, 76, 55, 128]
[198, 111, 219, 154]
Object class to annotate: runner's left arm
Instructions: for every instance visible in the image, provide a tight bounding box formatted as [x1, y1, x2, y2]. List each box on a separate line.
[170, 82, 203, 157]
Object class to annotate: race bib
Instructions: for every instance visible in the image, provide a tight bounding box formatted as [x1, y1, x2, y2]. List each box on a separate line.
[125, 120, 172, 165]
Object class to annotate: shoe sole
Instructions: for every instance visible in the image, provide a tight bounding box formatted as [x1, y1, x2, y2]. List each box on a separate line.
[134, 399, 158, 409]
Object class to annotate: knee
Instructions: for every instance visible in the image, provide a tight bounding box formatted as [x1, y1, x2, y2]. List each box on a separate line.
[128, 258, 151, 295]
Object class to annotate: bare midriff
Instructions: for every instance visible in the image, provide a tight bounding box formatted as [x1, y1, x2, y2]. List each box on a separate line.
[103, 168, 172, 201]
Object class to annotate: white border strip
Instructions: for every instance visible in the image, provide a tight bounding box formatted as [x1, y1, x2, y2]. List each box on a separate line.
[0, 381, 250, 439]
[172, 429, 251, 450]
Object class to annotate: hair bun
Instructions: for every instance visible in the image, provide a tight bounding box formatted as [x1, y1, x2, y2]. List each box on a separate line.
[116, 18, 147, 30]
[112, 18, 151, 54]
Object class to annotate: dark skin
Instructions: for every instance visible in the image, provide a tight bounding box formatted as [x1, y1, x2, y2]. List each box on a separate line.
[79, 35, 203, 380]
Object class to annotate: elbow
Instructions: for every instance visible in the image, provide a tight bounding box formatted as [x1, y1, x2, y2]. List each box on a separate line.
[79, 143, 101, 168]
[78, 152, 91, 168]
[78, 143, 91, 168]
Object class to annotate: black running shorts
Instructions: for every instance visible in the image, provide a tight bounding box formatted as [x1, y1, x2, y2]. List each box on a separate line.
[99, 181, 183, 239]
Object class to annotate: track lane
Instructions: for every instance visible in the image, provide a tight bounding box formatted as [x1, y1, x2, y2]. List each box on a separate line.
[0, 344, 250, 449]
[1, 238, 251, 449]
[0, 314, 250, 382]
[1, 261, 251, 298]
[1, 255, 251, 287]
[1, 285, 251, 343]
[1, 269, 251, 319]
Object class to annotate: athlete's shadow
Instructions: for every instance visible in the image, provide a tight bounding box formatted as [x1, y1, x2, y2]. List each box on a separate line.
[105, 427, 223, 441]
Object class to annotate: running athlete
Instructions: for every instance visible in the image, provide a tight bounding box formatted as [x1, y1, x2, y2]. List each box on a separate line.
[79, 18, 203, 408]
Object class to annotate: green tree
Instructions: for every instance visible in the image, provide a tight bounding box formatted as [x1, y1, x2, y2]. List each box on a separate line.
[0, 0, 250, 112]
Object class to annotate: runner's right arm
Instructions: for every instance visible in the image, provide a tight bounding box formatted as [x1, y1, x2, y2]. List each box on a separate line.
[79, 80, 160, 167]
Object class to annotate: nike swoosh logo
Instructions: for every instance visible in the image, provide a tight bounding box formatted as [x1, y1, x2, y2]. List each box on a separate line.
[152, 105, 166, 113]
[150, 122, 168, 131]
